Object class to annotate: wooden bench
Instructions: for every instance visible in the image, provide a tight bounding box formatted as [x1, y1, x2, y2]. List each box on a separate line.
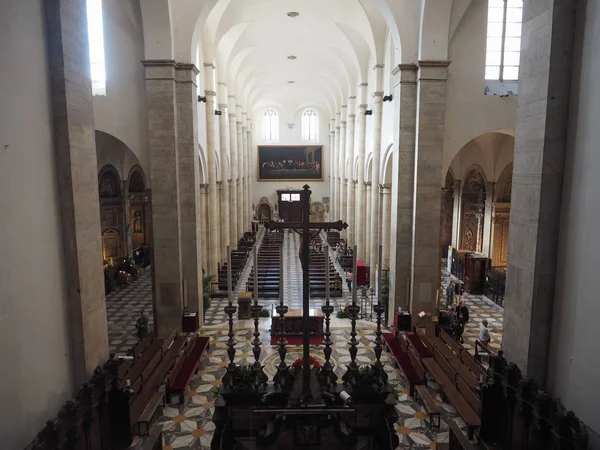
[141, 430, 163, 450]
[385, 336, 425, 396]
[135, 390, 164, 436]
[414, 385, 441, 429]
[448, 419, 478, 449]
[406, 332, 434, 358]
[166, 335, 210, 403]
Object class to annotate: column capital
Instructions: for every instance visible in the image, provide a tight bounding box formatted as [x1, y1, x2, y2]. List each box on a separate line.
[372, 91, 384, 98]
[348, 114, 356, 118]
[392, 64, 418, 84]
[205, 90, 217, 96]
[364, 181, 372, 187]
[229, 113, 236, 118]
[217, 81, 227, 86]
[373, 64, 385, 70]
[348, 96, 357, 100]
[142, 60, 176, 80]
[203, 62, 216, 69]
[218, 103, 228, 109]
[358, 104, 368, 109]
[416, 60, 450, 81]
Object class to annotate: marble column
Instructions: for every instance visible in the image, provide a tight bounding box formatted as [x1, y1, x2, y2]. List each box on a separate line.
[410, 61, 449, 317]
[217, 83, 230, 260]
[369, 89, 384, 284]
[482, 182, 495, 257]
[123, 181, 132, 258]
[246, 124, 253, 229]
[46, 0, 108, 384]
[389, 65, 417, 315]
[200, 184, 209, 272]
[228, 96, 239, 245]
[236, 105, 244, 236]
[339, 105, 347, 228]
[176, 64, 203, 319]
[329, 122, 335, 219]
[381, 184, 392, 266]
[365, 182, 372, 264]
[346, 97, 357, 244]
[503, 0, 576, 386]
[451, 180, 462, 248]
[204, 64, 219, 276]
[354, 95, 368, 260]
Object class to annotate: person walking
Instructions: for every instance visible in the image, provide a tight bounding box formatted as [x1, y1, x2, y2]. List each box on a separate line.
[455, 279, 465, 304]
[446, 281, 455, 308]
[346, 269, 353, 292]
[455, 300, 469, 344]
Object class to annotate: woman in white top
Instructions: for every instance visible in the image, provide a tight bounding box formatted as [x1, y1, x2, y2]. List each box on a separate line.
[479, 319, 491, 348]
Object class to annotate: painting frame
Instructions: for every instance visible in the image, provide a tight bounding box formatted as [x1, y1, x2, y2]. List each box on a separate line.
[257, 145, 324, 182]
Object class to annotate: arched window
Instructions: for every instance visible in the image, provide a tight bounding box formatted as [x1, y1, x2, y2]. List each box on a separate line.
[263, 109, 279, 141]
[86, 0, 106, 95]
[485, 0, 523, 81]
[302, 109, 318, 141]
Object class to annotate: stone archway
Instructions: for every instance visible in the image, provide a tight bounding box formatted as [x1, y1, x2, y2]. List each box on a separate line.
[440, 170, 455, 252]
[460, 167, 487, 253]
[98, 165, 124, 261]
[256, 197, 273, 223]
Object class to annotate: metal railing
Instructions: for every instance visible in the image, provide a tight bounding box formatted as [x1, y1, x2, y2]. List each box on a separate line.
[484, 267, 506, 307]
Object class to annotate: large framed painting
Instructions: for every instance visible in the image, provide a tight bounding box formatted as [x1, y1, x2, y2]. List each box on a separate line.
[258, 145, 323, 181]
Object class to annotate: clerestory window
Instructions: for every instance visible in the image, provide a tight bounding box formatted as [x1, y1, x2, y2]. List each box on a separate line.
[263, 109, 279, 141]
[86, 0, 106, 96]
[302, 109, 318, 141]
[485, 0, 523, 81]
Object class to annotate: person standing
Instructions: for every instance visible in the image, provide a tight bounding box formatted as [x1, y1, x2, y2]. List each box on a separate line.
[479, 319, 491, 348]
[446, 281, 455, 308]
[455, 300, 469, 344]
[346, 269, 353, 292]
[455, 279, 465, 304]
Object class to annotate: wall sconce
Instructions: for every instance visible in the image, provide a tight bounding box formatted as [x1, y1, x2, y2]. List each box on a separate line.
[365, 110, 373, 116]
[214, 110, 222, 116]
[383, 94, 393, 102]
[197, 96, 206, 103]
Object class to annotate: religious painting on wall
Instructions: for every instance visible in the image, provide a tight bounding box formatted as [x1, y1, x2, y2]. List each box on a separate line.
[258, 145, 323, 181]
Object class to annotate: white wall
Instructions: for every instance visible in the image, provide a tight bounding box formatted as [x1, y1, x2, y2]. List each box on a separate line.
[442, 0, 518, 181]
[548, 0, 600, 440]
[93, 0, 150, 180]
[0, 2, 73, 448]
[251, 107, 330, 211]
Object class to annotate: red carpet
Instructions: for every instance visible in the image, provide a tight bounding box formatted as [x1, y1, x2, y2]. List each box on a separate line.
[270, 335, 324, 346]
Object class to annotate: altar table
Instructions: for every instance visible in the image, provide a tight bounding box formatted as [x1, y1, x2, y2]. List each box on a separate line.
[272, 309, 324, 335]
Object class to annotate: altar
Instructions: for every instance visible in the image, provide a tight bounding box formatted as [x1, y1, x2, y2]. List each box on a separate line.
[272, 308, 324, 335]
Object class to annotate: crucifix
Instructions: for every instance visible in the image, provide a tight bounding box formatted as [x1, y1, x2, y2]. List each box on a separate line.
[264, 184, 347, 402]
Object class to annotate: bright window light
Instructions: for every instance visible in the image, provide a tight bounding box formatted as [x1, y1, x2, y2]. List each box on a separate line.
[263, 109, 279, 141]
[302, 109, 318, 141]
[485, 0, 523, 81]
[86, 0, 106, 96]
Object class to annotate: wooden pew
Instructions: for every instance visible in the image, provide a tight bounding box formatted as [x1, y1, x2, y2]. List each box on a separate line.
[167, 335, 210, 403]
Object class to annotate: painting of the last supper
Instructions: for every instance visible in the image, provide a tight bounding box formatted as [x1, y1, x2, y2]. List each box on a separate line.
[258, 145, 323, 181]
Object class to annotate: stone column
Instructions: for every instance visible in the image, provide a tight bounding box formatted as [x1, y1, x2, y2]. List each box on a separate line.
[389, 65, 417, 316]
[228, 96, 239, 245]
[503, 0, 576, 386]
[236, 105, 244, 236]
[369, 89, 384, 284]
[241, 116, 248, 230]
[45, 0, 108, 384]
[176, 64, 203, 319]
[410, 61, 449, 317]
[204, 64, 219, 276]
[482, 182, 495, 257]
[200, 184, 209, 272]
[339, 105, 347, 228]
[346, 97, 357, 244]
[217, 82, 230, 260]
[123, 181, 132, 258]
[246, 124, 253, 228]
[333, 115, 341, 220]
[142, 60, 185, 336]
[329, 122, 335, 219]
[365, 182, 372, 263]
[354, 93, 368, 260]
[451, 180, 462, 248]
[381, 184, 392, 266]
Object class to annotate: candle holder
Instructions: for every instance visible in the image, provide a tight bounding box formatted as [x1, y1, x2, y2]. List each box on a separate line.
[373, 302, 388, 385]
[319, 245, 337, 389]
[273, 304, 293, 389]
[250, 303, 268, 387]
[342, 303, 361, 385]
[221, 304, 238, 388]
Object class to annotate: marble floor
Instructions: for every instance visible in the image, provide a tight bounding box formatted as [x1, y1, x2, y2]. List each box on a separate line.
[103, 227, 505, 448]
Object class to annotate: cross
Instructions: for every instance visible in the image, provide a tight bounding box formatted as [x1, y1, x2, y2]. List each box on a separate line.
[264, 184, 348, 402]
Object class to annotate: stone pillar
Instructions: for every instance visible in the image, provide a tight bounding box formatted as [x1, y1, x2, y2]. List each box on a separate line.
[354, 95, 368, 260]
[241, 116, 249, 230]
[204, 64, 219, 276]
[236, 105, 244, 236]
[329, 122, 335, 219]
[200, 184, 209, 272]
[176, 64, 203, 319]
[246, 124, 252, 229]
[451, 180, 462, 248]
[381, 184, 392, 266]
[333, 115, 341, 220]
[482, 182, 495, 257]
[410, 61, 449, 317]
[365, 182, 372, 263]
[339, 105, 347, 228]
[123, 181, 132, 258]
[217, 83, 230, 260]
[503, 0, 576, 387]
[143, 60, 184, 336]
[228, 96, 239, 245]
[369, 89, 384, 284]
[46, 0, 108, 384]
[346, 97, 357, 244]
[389, 65, 417, 316]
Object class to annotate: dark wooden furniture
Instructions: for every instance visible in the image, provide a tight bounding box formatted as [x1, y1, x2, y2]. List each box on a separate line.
[415, 385, 441, 429]
[277, 189, 304, 222]
[182, 312, 199, 333]
[166, 335, 210, 404]
[464, 253, 487, 295]
[238, 292, 252, 319]
[272, 309, 324, 335]
[383, 333, 425, 397]
[141, 430, 163, 450]
[394, 310, 412, 332]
